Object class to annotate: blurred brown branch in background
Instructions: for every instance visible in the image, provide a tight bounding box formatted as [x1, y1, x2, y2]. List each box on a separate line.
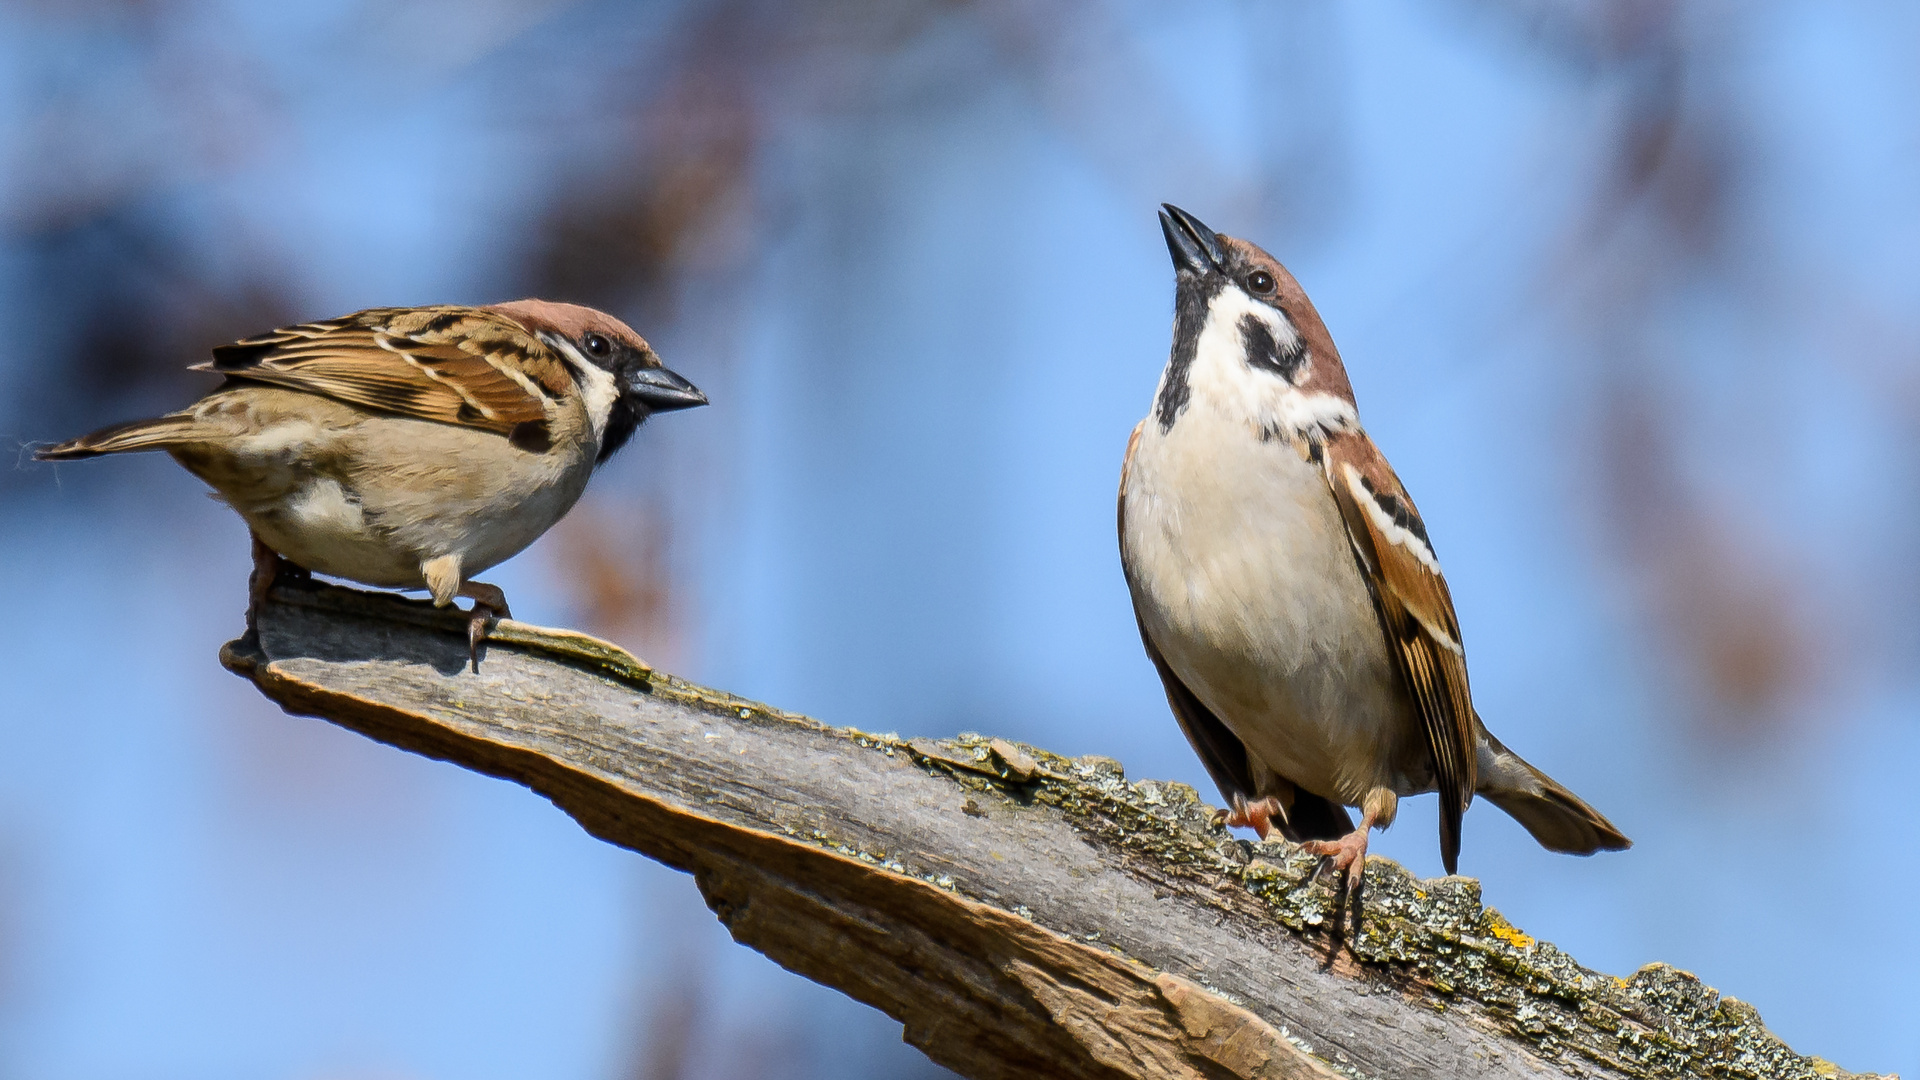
[622, 933, 709, 1080]
[1600, 385, 1809, 730]
[1461, 0, 1841, 741]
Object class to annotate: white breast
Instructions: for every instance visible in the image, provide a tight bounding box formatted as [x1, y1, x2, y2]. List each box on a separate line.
[1122, 399, 1410, 805]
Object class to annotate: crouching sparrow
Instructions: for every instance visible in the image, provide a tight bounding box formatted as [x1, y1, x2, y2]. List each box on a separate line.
[1120, 206, 1628, 897]
[38, 301, 706, 670]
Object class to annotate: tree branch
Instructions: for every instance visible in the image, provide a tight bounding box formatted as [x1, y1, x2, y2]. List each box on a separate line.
[219, 581, 1883, 1080]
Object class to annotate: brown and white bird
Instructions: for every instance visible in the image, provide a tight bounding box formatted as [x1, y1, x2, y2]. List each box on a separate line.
[1120, 206, 1627, 889]
[38, 301, 706, 669]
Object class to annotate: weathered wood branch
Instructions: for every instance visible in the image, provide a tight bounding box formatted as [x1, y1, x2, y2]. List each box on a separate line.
[220, 581, 1884, 1080]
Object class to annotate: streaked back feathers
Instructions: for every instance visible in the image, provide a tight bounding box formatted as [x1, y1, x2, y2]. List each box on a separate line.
[34, 301, 673, 466]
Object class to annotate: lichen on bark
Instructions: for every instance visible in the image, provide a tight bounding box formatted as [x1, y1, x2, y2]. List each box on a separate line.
[898, 732, 1879, 1080]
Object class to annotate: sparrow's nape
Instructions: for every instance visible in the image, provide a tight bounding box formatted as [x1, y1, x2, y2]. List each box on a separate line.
[1159, 203, 1226, 275]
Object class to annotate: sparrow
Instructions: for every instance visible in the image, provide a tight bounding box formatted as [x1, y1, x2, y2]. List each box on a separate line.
[1119, 205, 1628, 895]
[37, 300, 706, 670]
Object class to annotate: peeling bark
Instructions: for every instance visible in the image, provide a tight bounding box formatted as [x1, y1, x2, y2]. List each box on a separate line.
[219, 581, 1888, 1080]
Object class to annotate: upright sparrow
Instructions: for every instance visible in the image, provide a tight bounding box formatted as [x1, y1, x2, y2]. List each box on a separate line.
[1120, 206, 1628, 891]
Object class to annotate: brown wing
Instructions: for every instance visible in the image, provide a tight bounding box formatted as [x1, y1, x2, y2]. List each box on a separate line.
[194, 306, 576, 435]
[1323, 431, 1477, 873]
[1119, 423, 1353, 843]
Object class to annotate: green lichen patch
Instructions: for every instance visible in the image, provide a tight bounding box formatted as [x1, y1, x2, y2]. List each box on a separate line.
[882, 731, 1887, 1080]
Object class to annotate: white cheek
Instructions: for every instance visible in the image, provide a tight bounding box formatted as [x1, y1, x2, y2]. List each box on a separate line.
[545, 335, 622, 445]
[1188, 287, 1356, 436]
[1192, 288, 1295, 406]
[575, 363, 620, 443]
[1204, 286, 1298, 353]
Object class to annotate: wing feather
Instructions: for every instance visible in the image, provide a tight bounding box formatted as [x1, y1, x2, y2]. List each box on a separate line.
[193, 306, 571, 435]
[1324, 433, 1477, 873]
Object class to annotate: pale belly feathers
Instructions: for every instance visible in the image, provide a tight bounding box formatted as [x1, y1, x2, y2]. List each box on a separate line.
[169, 388, 595, 589]
[1122, 408, 1420, 805]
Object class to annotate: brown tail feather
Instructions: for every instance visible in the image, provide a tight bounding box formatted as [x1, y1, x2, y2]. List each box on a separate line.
[35, 415, 198, 461]
[1477, 729, 1631, 855]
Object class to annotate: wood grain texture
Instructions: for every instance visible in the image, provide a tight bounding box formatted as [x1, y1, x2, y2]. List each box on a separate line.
[220, 581, 1887, 1080]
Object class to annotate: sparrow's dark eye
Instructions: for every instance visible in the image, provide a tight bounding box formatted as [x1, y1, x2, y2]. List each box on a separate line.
[1245, 270, 1276, 295]
[582, 332, 612, 358]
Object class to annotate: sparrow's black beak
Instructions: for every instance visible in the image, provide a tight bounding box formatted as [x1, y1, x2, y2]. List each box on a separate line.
[626, 365, 707, 412]
[1160, 203, 1225, 276]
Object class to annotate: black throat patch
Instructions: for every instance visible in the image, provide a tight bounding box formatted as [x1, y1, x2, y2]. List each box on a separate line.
[1238, 313, 1308, 383]
[1156, 275, 1221, 432]
[598, 397, 642, 463]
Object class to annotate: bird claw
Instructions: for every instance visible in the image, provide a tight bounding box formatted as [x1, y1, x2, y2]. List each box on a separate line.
[1302, 828, 1369, 894]
[458, 581, 511, 673]
[466, 608, 497, 673]
[1302, 827, 1371, 935]
[1220, 794, 1286, 841]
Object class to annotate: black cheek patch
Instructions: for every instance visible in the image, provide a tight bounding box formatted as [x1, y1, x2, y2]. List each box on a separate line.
[1239, 314, 1308, 383]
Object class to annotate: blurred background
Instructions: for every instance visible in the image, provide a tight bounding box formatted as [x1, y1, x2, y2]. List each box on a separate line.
[2, 0, 1916, 1077]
